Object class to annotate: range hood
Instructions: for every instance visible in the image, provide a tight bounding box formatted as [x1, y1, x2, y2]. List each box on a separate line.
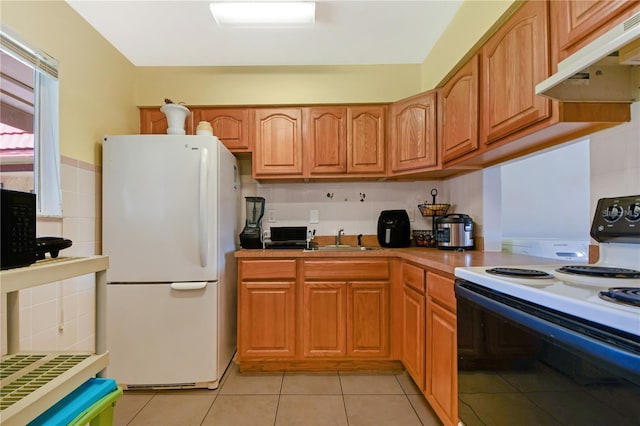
[536, 11, 640, 102]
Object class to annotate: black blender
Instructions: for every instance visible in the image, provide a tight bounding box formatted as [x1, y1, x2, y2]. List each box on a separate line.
[239, 196, 265, 249]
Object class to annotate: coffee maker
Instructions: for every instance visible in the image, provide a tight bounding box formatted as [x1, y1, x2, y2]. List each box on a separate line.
[239, 196, 265, 249]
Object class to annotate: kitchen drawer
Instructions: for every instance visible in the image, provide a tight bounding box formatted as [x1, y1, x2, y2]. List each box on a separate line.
[303, 260, 389, 280]
[239, 259, 297, 280]
[402, 262, 425, 293]
[427, 272, 455, 311]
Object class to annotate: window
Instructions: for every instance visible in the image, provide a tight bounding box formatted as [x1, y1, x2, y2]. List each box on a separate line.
[0, 25, 61, 216]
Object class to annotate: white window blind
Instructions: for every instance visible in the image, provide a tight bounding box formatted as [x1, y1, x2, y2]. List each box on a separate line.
[1, 25, 62, 216]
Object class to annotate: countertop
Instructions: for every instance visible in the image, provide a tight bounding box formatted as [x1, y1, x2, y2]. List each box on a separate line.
[234, 247, 565, 278]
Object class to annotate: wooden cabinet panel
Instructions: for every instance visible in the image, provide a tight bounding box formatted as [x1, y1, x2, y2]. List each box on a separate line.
[402, 284, 425, 389]
[253, 108, 303, 177]
[427, 272, 456, 311]
[389, 91, 437, 173]
[426, 300, 458, 426]
[347, 106, 386, 174]
[239, 259, 297, 280]
[481, 0, 551, 145]
[193, 108, 250, 151]
[552, 1, 640, 60]
[306, 107, 347, 175]
[303, 260, 389, 280]
[304, 282, 347, 357]
[239, 281, 296, 358]
[348, 282, 389, 357]
[441, 55, 480, 164]
[401, 262, 425, 293]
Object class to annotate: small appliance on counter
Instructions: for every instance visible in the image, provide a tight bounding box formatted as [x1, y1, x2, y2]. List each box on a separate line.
[239, 196, 265, 249]
[377, 210, 411, 248]
[1, 188, 36, 269]
[435, 213, 474, 250]
[264, 226, 309, 249]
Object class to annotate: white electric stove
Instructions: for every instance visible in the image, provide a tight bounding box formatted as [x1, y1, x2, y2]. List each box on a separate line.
[454, 195, 640, 426]
[457, 195, 640, 336]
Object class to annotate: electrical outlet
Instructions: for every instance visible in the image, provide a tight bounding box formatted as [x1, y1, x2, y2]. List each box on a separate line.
[267, 210, 276, 223]
[408, 208, 415, 222]
[310, 209, 319, 224]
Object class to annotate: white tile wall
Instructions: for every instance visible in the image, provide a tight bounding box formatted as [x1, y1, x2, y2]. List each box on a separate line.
[249, 180, 447, 236]
[589, 102, 640, 212]
[1, 157, 100, 356]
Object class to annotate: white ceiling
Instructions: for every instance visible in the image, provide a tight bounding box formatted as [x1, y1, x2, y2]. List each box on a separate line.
[66, 0, 463, 67]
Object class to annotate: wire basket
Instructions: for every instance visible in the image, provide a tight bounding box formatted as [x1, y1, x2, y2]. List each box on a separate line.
[418, 203, 450, 217]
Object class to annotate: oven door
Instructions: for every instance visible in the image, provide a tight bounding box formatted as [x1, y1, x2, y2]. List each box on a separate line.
[455, 279, 640, 426]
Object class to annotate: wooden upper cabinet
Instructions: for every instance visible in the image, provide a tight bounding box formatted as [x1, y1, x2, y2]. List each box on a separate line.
[347, 106, 386, 174]
[389, 91, 437, 173]
[193, 108, 251, 152]
[441, 55, 480, 164]
[552, 1, 640, 61]
[253, 108, 303, 177]
[306, 107, 347, 175]
[481, 0, 551, 146]
[139, 107, 195, 135]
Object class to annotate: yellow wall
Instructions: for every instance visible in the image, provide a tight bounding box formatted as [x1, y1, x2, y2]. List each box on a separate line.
[421, 0, 517, 90]
[135, 64, 422, 107]
[1, 0, 137, 165]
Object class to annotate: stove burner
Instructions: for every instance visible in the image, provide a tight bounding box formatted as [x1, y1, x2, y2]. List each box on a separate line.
[599, 287, 640, 307]
[556, 265, 640, 279]
[486, 267, 553, 278]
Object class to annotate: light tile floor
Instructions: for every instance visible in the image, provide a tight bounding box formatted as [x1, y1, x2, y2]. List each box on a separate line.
[113, 363, 443, 426]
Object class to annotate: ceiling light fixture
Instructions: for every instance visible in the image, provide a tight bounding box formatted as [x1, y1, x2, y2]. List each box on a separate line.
[210, 1, 315, 25]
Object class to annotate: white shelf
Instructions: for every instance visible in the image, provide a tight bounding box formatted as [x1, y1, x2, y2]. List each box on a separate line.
[1, 256, 109, 294]
[0, 256, 109, 425]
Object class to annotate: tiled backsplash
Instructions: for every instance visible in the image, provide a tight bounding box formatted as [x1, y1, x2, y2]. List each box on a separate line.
[0, 157, 101, 355]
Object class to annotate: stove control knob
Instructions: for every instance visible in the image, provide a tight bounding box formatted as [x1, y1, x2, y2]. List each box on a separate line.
[626, 203, 640, 222]
[603, 205, 624, 222]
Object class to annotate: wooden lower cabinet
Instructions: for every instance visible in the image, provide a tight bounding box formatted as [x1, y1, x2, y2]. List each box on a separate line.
[399, 262, 426, 390]
[398, 263, 458, 426]
[237, 259, 297, 359]
[238, 258, 392, 368]
[239, 281, 296, 358]
[348, 281, 389, 356]
[303, 260, 390, 359]
[303, 282, 347, 357]
[401, 284, 425, 389]
[425, 272, 458, 426]
[426, 298, 457, 426]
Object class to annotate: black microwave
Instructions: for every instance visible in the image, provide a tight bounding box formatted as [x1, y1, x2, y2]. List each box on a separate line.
[1, 189, 36, 270]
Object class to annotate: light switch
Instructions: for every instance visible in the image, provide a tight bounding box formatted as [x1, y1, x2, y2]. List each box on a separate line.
[267, 210, 276, 223]
[310, 209, 319, 224]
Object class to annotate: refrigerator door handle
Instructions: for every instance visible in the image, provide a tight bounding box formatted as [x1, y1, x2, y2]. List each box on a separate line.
[199, 147, 209, 267]
[170, 281, 207, 290]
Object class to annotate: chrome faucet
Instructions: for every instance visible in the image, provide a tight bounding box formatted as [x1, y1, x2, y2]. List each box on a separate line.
[336, 229, 345, 246]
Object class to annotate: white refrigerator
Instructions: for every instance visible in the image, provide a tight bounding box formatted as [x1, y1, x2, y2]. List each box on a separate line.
[102, 134, 241, 389]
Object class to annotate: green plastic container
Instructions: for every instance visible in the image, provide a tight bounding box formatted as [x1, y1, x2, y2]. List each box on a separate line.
[28, 378, 122, 426]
